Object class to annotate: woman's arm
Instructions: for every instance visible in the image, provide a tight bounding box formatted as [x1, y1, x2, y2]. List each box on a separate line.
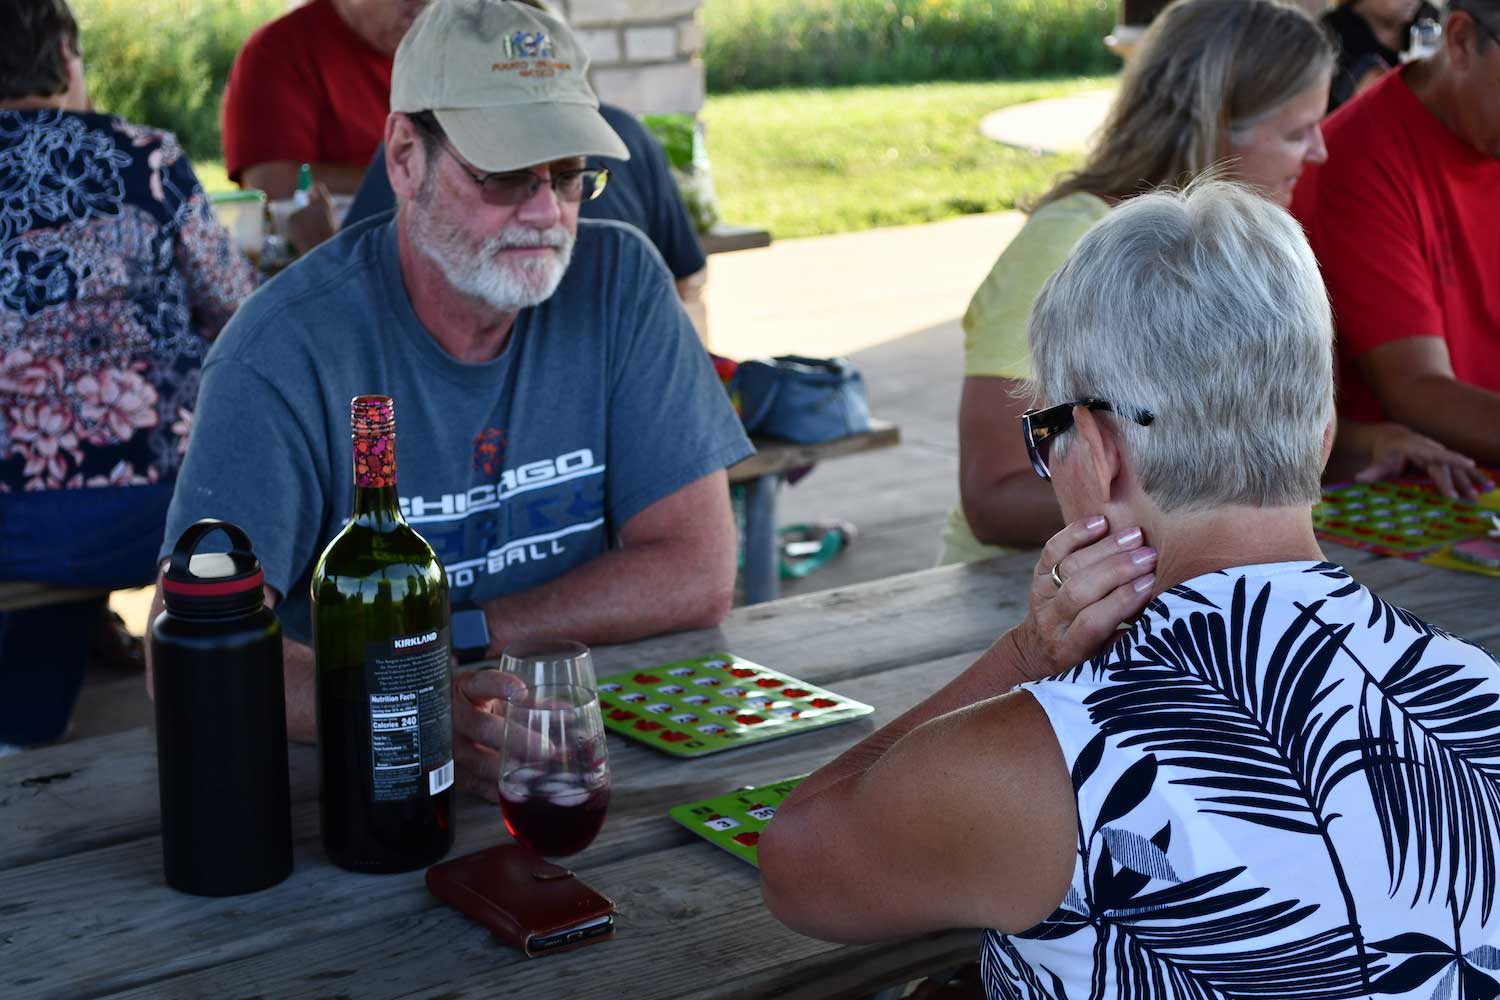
[760, 516, 1157, 941]
[959, 376, 1064, 548]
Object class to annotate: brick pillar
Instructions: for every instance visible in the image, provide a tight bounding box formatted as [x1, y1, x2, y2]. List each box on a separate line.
[557, 0, 707, 116]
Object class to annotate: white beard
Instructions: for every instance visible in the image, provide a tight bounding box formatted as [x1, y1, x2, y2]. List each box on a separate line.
[410, 203, 574, 313]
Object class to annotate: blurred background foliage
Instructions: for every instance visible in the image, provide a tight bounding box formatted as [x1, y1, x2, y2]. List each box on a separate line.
[73, 0, 282, 164]
[704, 0, 1117, 91]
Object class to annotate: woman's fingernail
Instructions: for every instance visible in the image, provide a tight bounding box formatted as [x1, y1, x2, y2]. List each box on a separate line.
[1132, 547, 1157, 566]
[1086, 516, 1107, 531]
[1116, 528, 1142, 547]
[1133, 574, 1156, 593]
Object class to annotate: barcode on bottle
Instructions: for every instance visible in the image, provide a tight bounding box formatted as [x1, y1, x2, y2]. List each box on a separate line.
[429, 759, 454, 796]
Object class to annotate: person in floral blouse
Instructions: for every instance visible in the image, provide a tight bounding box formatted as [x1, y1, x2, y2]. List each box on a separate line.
[0, 0, 256, 751]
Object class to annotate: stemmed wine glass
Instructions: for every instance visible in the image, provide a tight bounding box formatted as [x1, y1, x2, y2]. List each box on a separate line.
[498, 644, 609, 858]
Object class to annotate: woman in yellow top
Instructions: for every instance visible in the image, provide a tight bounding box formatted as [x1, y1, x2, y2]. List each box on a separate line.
[942, 0, 1486, 565]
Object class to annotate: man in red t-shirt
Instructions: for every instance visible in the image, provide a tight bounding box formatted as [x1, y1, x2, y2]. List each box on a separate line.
[1291, 0, 1500, 465]
[221, 0, 427, 199]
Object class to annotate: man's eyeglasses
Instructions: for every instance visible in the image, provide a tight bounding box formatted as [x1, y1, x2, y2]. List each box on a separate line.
[435, 141, 609, 205]
[1021, 397, 1156, 481]
[412, 116, 610, 205]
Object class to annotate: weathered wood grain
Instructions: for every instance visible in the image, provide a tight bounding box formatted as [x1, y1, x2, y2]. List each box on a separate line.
[4, 546, 1496, 1000]
[728, 421, 901, 483]
[1, 652, 980, 1000]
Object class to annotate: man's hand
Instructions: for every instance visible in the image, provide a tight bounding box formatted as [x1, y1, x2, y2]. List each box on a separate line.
[451, 668, 526, 802]
[1006, 515, 1156, 681]
[285, 182, 337, 256]
[1354, 422, 1492, 499]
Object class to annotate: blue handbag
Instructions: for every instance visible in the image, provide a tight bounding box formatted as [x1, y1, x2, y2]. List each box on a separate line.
[731, 355, 871, 444]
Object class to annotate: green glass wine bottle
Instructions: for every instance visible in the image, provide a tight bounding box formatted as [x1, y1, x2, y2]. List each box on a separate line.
[312, 395, 455, 873]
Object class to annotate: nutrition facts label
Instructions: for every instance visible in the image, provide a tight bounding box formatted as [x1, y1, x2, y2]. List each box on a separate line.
[364, 626, 453, 803]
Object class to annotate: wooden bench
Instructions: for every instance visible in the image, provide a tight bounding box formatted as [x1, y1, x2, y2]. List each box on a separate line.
[726, 419, 901, 604]
[0, 581, 111, 613]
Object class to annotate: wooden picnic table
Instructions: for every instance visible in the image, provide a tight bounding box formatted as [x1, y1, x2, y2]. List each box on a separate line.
[727, 420, 901, 605]
[3, 542, 1497, 1000]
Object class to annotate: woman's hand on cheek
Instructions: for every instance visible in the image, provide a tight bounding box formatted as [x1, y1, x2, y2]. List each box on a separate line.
[1010, 515, 1157, 680]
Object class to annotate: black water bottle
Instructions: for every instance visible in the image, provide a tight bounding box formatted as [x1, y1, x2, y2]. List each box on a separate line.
[151, 518, 292, 895]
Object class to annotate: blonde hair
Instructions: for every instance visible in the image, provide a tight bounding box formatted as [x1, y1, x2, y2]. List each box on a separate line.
[1041, 0, 1333, 207]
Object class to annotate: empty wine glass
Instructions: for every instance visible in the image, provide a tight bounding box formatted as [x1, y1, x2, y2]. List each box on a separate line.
[499, 682, 610, 858]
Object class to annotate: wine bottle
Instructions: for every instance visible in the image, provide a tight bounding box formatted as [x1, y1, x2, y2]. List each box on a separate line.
[312, 395, 455, 873]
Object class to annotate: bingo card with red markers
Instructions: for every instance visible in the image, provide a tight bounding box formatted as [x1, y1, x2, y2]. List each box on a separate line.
[595, 653, 872, 758]
[669, 776, 808, 866]
[1312, 479, 1497, 557]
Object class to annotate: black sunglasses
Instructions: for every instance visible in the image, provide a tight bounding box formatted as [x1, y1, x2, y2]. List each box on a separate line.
[1021, 397, 1156, 480]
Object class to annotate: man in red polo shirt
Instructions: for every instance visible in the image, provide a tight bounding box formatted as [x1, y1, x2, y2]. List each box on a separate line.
[1292, 0, 1500, 465]
[221, 0, 427, 199]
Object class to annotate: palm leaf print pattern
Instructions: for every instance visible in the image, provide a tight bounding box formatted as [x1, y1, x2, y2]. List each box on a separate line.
[982, 563, 1500, 1000]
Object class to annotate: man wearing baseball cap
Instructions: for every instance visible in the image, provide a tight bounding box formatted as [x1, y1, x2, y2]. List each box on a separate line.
[151, 0, 754, 800]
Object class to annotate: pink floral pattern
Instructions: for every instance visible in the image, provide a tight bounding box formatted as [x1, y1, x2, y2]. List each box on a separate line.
[1, 110, 256, 492]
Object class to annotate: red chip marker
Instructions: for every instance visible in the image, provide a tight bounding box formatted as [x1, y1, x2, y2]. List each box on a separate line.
[661, 731, 691, 743]
[730, 667, 756, 678]
[735, 714, 765, 725]
[733, 831, 760, 847]
[782, 688, 811, 698]
[633, 673, 660, 684]
[755, 678, 783, 688]
[633, 719, 664, 732]
[609, 708, 637, 721]
[809, 698, 837, 709]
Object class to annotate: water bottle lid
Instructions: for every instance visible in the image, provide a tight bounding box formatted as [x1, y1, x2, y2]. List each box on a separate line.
[161, 519, 265, 617]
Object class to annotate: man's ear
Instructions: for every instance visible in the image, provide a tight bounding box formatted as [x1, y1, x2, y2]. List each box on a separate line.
[1320, 416, 1335, 469]
[385, 113, 427, 202]
[1445, 12, 1480, 72]
[1071, 406, 1126, 503]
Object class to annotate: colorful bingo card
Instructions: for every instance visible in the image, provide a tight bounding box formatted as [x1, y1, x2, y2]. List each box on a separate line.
[596, 654, 873, 758]
[669, 776, 807, 866]
[1313, 480, 1496, 558]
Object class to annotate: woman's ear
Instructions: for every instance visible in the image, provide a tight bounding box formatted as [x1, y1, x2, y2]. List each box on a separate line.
[1071, 407, 1125, 503]
[61, 38, 89, 111]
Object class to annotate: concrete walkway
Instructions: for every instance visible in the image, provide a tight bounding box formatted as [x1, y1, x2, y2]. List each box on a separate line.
[980, 87, 1115, 155]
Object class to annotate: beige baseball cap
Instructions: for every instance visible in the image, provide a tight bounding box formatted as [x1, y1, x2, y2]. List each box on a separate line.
[391, 0, 629, 171]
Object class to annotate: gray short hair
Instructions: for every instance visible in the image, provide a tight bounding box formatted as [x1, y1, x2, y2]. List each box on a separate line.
[1027, 180, 1334, 513]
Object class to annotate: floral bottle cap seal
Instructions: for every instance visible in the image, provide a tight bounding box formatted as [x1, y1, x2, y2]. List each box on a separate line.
[350, 394, 396, 488]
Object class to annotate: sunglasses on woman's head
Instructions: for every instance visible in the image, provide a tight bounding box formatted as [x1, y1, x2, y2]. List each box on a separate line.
[1020, 397, 1156, 480]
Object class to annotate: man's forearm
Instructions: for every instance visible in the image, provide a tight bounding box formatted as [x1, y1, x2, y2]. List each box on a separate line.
[1384, 374, 1500, 465]
[480, 537, 733, 657]
[784, 629, 1040, 806]
[282, 636, 318, 743]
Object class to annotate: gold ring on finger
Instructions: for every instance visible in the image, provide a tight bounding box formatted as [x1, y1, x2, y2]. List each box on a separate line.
[1049, 562, 1066, 589]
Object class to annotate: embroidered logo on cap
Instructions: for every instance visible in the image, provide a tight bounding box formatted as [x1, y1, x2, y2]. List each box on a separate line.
[503, 30, 555, 59]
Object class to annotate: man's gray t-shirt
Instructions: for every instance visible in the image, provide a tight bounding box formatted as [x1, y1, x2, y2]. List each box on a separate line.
[162, 213, 752, 643]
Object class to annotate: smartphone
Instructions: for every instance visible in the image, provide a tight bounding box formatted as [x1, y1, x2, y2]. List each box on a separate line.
[528, 914, 616, 953]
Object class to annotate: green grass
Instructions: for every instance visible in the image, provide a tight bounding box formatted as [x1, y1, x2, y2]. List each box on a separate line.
[701, 77, 1111, 239]
[192, 160, 232, 194]
[195, 77, 1110, 238]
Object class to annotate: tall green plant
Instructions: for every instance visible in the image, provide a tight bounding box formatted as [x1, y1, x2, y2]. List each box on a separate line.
[73, 0, 282, 164]
[705, 0, 1118, 91]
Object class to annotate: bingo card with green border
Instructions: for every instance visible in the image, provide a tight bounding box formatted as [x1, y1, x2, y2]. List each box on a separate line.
[669, 776, 808, 866]
[596, 653, 872, 758]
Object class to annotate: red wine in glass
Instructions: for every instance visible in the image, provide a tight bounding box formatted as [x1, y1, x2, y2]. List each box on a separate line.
[500, 767, 610, 857]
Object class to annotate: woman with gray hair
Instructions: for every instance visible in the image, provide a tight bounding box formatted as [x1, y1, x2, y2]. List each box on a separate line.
[760, 180, 1500, 999]
[944, 0, 1486, 566]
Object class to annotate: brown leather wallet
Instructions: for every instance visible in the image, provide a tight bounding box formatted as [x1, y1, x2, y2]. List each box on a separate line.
[426, 844, 615, 957]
